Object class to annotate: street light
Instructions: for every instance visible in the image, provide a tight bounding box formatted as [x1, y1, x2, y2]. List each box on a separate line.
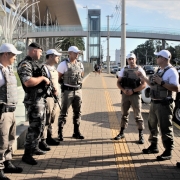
[83, 5, 88, 62]
[106, 14, 113, 74]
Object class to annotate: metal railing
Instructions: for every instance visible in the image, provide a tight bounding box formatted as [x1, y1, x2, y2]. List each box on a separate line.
[23, 25, 180, 36]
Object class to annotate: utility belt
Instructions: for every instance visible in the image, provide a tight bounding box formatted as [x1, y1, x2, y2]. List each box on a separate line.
[0, 104, 16, 113]
[62, 85, 81, 91]
[151, 98, 173, 105]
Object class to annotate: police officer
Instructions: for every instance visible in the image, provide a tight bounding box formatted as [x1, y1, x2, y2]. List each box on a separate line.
[39, 49, 61, 151]
[138, 50, 179, 161]
[57, 46, 84, 141]
[0, 43, 23, 179]
[114, 53, 146, 144]
[17, 42, 50, 165]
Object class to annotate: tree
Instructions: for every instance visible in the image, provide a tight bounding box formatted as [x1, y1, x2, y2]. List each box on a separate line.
[55, 37, 85, 51]
[132, 39, 156, 65]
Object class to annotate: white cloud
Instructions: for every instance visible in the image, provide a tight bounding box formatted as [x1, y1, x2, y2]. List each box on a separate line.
[126, 0, 180, 20]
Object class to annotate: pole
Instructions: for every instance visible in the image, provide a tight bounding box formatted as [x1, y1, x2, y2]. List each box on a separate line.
[121, 0, 126, 68]
[107, 15, 110, 74]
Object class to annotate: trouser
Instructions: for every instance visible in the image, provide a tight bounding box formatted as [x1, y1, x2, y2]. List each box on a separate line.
[148, 101, 174, 150]
[41, 97, 60, 139]
[24, 98, 46, 150]
[120, 92, 144, 129]
[58, 89, 82, 127]
[0, 112, 16, 170]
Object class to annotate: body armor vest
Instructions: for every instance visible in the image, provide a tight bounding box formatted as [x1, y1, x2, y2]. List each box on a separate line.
[121, 66, 141, 89]
[63, 59, 82, 86]
[150, 66, 172, 99]
[44, 64, 59, 94]
[18, 56, 47, 103]
[0, 65, 18, 105]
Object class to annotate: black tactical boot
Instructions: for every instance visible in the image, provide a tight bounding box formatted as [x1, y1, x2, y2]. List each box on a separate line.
[33, 147, 47, 155]
[3, 160, 23, 173]
[0, 169, 10, 180]
[156, 149, 172, 161]
[46, 137, 60, 146]
[39, 139, 51, 151]
[142, 143, 159, 154]
[114, 127, 125, 140]
[72, 124, 84, 139]
[22, 149, 37, 165]
[138, 129, 144, 144]
[176, 162, 180, 168]
[58, 127, 64, 141]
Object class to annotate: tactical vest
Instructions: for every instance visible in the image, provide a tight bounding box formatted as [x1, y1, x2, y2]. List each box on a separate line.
[63, 59, 83, 86]
[17, 56, 47, 102]
[0, 65, 18, 105]
[121, 66, 141, 89]
[44, 64, 59, 94]
[150, 66, 172, 99]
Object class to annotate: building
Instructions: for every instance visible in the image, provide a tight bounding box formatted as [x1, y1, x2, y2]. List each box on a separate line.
[115, 49, 121, 65]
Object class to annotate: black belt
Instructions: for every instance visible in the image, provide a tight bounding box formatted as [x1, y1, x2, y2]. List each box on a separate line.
[63, 85, 81, 91]
[151, 99, 163, 104]
[0, 104, 16, 113]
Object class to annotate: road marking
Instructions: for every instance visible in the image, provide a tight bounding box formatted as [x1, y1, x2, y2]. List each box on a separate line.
[101, 76, 138, 180]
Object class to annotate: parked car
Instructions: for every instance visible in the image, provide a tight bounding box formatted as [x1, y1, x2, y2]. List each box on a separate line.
[143, 65, 155, 74]
[141, 85, 151, 104]
[116, 67, 121, 78]
[111, 66, 120, 74]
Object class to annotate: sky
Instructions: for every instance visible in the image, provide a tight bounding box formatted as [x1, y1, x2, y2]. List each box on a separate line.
[74, 0, 180, 62]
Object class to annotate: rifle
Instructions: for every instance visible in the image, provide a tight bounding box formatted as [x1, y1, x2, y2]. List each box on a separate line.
[41, 65, 61, 110]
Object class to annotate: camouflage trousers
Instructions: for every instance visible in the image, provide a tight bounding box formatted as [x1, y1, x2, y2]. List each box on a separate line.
[58, 89, 82, 127]
[120, 92, 144, 130]
[24, 97, 46, 150]
[42, 97, 60, 139]
[0, 112, 16, 169]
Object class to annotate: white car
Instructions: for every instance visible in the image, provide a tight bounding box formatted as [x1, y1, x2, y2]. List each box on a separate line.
[141, 85, 151, 104]
[116, 67, 121, 78]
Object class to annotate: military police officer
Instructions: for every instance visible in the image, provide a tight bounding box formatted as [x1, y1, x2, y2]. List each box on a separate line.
[0, 43, 23, 180]
[114, 53, 146, 144]
[39, 49, 61, 151]
[138, 50, 179, 161]
[17, 42, 50, 165]
[57, 46, 84, 141]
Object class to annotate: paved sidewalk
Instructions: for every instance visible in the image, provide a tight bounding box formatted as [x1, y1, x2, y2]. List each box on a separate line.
[7, 72, 180, 179]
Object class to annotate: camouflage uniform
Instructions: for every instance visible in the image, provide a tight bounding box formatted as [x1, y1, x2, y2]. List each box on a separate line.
[0, 65, 17, 170]
[17, 56, 47, 150]
[42, 64, 60, 140]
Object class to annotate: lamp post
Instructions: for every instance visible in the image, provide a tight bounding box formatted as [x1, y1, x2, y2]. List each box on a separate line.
[106, 14, 113, 74]
[121, 0, 126, 68]
[83, 5, 88, 62]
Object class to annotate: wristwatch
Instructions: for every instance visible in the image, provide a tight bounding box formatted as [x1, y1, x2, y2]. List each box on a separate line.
[160, 80, 165, 86]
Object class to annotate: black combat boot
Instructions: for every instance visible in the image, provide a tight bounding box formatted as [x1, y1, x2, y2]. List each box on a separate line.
[58, 121, 64, 141]
[156, 149, 172, 161]
[142, 143, 159, 154]
[3, 160, 23, 173]
[46, 137, 60, 146]
[176, 162, 180, 168]
[33, 146, 47, 155]
[0, 169, 10, 180]
[39, 139, 51, 151]
[72, 124, 84, 139]
[114, 127, 125, 140]
[22, 149, 37, 165]
[138, 129, 144, 144]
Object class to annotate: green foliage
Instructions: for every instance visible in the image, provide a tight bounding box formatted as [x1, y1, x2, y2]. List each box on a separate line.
[55, 37, 85, 51]
[14, 72, 22, 87]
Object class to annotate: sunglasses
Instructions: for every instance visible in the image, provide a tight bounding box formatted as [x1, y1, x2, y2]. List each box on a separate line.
[128, 58, 134, 60]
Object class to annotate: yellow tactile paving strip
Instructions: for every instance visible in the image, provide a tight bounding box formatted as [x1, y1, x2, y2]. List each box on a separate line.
[101, 76, 138, 180]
